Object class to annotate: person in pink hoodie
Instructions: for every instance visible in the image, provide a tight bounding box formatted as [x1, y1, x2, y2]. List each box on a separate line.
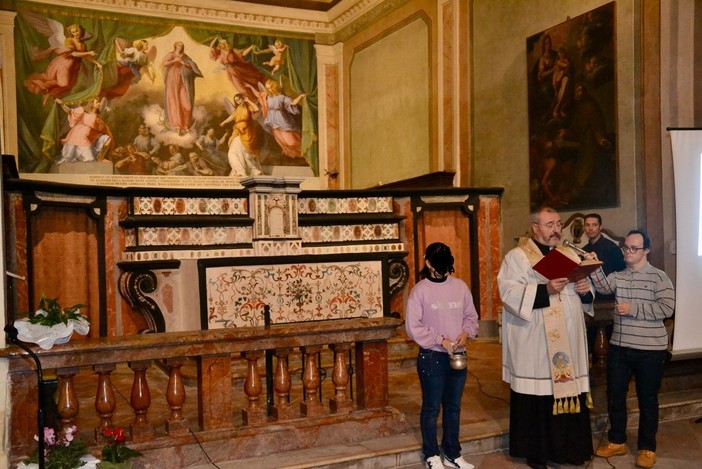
[405, 242, 479, 469]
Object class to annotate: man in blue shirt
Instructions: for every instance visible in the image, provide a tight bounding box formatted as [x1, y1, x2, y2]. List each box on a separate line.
[583, 213, 625, 277]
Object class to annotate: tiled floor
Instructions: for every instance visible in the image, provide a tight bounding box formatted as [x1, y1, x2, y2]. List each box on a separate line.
[59, 339, 702, 468]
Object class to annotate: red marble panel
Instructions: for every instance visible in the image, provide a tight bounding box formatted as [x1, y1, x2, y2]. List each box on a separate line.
[489, 197, 503, 321]
[9, 370, 38, 458]
[104, 201, 119, 336]
[9, 194, 30, 314]
[197, 355, 233, 430]
[419, 210, 471, 284]
[354, 341, 389, 409]
[324, 63, 340, 190]
[477, 197, 489, 320]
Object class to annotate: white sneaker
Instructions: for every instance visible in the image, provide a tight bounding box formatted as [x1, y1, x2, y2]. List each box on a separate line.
[425, 455, 446, 469]
[443, 455, 475, 469]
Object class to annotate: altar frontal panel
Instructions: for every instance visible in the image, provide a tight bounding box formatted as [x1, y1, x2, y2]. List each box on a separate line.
[202, 260, 384, 328]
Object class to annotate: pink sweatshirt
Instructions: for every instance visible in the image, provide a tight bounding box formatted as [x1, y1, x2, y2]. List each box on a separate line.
[405, 276, 479, 352]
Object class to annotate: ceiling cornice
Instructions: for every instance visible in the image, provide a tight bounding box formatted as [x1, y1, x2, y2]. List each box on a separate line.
[21, 0, 389, 36]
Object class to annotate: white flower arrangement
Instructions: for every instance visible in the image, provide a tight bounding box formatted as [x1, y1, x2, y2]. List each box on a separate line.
[14, 295, 90, 350]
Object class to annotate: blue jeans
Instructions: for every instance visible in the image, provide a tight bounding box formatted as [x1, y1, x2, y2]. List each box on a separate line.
[606, 345, 667, 451]
[417, 348, 467, 460]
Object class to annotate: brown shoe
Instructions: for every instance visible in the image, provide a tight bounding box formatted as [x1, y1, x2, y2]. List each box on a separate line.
[595, 441, 627, 458]
[636, 450, 656, 468]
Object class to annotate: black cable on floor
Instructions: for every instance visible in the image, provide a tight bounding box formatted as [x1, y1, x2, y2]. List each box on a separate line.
[586, 413, 616, 469]
[466, 367, 510, 406]
[189, 429, 222, 469]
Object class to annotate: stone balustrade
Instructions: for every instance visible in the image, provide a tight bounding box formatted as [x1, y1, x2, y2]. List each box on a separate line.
[2, 317, 406, 466]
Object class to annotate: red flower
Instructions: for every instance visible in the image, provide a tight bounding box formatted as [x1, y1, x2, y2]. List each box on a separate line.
[100, 426, 141, 463]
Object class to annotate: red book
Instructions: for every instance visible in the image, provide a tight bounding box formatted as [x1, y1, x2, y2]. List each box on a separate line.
[533, 248, 603, 282]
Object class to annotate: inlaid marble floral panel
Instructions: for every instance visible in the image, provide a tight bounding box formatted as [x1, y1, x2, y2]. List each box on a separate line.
[298, 197, 393, 214]
[299, 223, 398, 242]
[136, 226, 252, 246]
[205, 260, 384, 328]
[132, 197, 248, 216]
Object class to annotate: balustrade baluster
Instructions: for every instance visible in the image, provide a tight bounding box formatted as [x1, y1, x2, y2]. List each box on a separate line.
[330, 343, 353, 413]
[5, 317, 402, 462]
[300, 345, 323, 416]
[241, 350, 266, 424]
[56, 367, 80, 431]
[93, 364, 116, 440]
[128, 360, 154, 441]
[272, 348, 293, 419]
[165, 358, 188, 435]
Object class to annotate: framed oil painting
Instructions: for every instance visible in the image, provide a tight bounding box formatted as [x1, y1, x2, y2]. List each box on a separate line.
[12, 1, 318, 188]
[527, 2, 617, 211]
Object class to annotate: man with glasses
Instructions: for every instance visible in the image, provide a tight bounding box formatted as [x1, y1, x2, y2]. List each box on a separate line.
[498, 207, 595, 469]
[587, 229, 675, 468]
[582, 213, 625, 358]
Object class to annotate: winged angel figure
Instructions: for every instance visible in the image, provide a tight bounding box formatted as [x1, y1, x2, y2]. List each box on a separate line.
[100, 37, 157, 99]
[219, 93, 264, 176]
[245, 78, 306, 159]
[23, 12, 102, 106]
[259, 39, 288, 74]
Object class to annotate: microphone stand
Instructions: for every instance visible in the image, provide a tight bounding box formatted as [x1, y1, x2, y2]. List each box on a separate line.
[4, 324, 46, 469]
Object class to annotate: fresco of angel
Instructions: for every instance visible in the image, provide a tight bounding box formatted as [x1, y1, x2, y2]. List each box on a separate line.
[100, 38, 157, 99]
[259, 39, 287, 74]
[22, 13, 102, 106]
[54, 96, 113, 165]
[209, 36, 265, 102]
[246, 79, 306, 160]
[219, 93, 264, 177]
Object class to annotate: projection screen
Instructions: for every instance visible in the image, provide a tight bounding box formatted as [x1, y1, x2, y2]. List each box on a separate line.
[669, 128, 702, 359]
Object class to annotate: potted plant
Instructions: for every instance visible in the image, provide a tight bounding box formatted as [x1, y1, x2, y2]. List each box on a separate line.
[98, 427, 142, 469]
[14, 295, 90, 350]
[20, 425, 100, 469]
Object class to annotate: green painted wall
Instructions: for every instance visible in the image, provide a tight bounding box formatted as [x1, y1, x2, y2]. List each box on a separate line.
[349, 17, 431, 188]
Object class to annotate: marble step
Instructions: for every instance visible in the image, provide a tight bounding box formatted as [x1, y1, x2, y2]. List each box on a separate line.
[188, 387, 702, 469]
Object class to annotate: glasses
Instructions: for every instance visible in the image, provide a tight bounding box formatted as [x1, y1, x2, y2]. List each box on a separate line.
[535, 221, 563, 229]
[621, 245, 645, 253]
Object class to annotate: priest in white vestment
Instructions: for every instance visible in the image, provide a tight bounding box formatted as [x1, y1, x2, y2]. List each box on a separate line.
[497, 207, 594, 469]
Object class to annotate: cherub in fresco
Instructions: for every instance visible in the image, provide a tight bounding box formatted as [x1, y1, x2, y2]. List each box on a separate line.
[23, 13, 102, 106]
[100, 38, 157, 99]
[260, 39, 288, 74]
